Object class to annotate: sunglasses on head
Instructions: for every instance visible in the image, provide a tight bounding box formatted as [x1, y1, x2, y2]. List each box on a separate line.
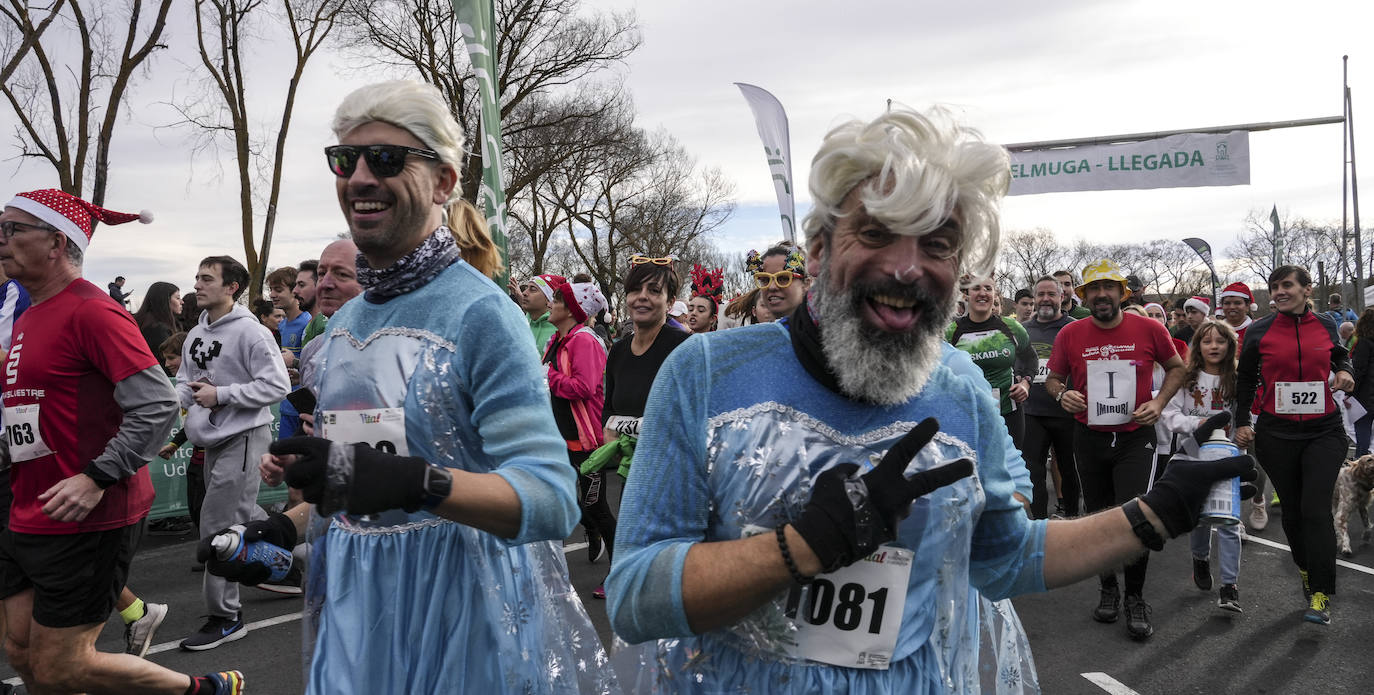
[324, 145, 440, 178]
[630, 255, 676, 266]
[754, 270, 800, 289]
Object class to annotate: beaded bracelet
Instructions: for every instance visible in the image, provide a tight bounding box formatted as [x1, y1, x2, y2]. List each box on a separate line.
[775, 526, 813, 585]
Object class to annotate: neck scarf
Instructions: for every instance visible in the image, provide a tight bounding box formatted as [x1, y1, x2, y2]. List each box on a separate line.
[356, 226, 461, 303]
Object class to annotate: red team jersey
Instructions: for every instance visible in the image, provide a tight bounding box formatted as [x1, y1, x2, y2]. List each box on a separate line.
[1046, 312, 1179, 432]
[2, 279, 157, 533]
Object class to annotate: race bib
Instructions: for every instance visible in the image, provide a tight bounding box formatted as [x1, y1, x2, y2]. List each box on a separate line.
[1033, 358, 1050, 384]
[1275, 381, 1324, 415]
[780, 546, 913, 669]
[320, 407, 409, 455]
[1085, 360, 1136, 426]
[2, 404, 54, 462]
[990, 387, 1001, 404]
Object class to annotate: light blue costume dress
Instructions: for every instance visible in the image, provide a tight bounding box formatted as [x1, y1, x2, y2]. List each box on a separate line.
[304, 258, 619, 694]
[607, 322, 1047, 694]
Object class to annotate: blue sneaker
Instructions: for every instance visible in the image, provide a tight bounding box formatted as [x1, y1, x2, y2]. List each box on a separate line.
[181, 614, 247, 651]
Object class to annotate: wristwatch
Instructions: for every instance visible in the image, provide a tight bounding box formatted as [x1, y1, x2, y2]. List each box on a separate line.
[1122, 498, 1165, 551]
[421, 465, 453, 510]
[1054, 387, 1068, 403]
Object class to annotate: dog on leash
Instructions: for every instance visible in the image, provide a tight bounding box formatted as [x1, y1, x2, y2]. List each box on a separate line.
[1334, 454, 1374, 557]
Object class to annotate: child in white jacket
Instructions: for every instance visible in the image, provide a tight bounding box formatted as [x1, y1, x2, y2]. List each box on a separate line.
[1161, 321, 1245, 612]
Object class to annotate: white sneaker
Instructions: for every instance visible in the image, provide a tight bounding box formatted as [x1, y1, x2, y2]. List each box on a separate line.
[125, 602, 168, 658]
[1248, 499, 1269, 531]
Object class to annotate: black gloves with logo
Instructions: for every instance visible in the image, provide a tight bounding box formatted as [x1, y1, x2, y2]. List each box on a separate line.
[197, 513, 298, 586]
[1140, 412, 1258, 537]
[792, 418, 974, 573]
[270, 436, 430, 515]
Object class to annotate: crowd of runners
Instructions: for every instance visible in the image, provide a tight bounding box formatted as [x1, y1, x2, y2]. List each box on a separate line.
[0, 79, 1361, 694]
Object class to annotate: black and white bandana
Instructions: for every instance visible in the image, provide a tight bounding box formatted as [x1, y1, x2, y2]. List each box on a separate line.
[357, 226, 461, 302]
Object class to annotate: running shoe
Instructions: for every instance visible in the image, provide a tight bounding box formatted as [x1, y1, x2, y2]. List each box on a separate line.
[1124, 595, 1153, 640]
[181, 614, 247, 651]
[197, 670, 245, 695]
[587, 530, 605, 564]
[1218, 584, 1242, 613]
[1247, 499, 1268, 531]
[1092, 585, 1120, 623]
[125, 602, 168, 658]
[1192, 556, 1212, 591]
[1304, 591, 1330, 625]
[592, 583, 606, 600]
[257, 565, 303, 595]
[1271, 490, 1280, 507]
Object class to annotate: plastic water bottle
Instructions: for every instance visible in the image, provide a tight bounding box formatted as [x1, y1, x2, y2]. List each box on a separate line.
[1195, 430, 1242, 525]
[210, 524, 294, 582]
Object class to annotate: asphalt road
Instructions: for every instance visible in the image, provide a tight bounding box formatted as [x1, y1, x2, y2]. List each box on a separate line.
[2, 479, 1371, 694]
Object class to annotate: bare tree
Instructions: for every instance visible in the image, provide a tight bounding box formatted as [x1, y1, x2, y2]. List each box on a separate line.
[0, 0, 172, 207]
[173, 0, 344, 301]
[996, 228, 1060, 295]
[338, 0, 640, 203]
[0, 0, 64, 84]
[1226, 208, 1343, 287]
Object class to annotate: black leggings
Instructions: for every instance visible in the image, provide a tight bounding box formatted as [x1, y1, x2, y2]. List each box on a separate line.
[1074, 423, 1154, 597]
[1024, 415, 1079, 518]
[1002, 408, 1025, 451]
[569, 450, 617, 554]
[1256, 426, 1346, 594]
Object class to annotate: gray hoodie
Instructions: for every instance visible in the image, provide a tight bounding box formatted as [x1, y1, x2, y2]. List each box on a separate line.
[176, 303, 290, 448]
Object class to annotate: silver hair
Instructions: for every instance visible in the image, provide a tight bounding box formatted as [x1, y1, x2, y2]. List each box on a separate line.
[800, 107, 1009, 279]
[331, 80, 466, 204]
[63, 237, 82, 267]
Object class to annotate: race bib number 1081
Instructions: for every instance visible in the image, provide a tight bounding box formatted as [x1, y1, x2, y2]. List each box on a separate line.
[779, 545, 913, 670]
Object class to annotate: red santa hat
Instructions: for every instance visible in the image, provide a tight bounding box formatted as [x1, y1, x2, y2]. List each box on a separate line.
[528, 274, 565, 305]
[1218, 281, 1257, 312]
[5, 189, 152, 252]
[1184, 295, 1211, 315]
[556, 280, 607, 324]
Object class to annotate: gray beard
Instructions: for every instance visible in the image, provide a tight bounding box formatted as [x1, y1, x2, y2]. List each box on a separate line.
[813, 262, 954, 406]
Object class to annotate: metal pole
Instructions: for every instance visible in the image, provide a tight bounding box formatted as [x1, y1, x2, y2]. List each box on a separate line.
[1344, 57, 1352, 309]
[1350, 77, 1364, 311]
[1004, 116, 1345, 152]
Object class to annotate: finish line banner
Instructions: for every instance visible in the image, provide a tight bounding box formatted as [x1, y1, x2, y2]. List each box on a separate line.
[1007, 131, 1249, 196]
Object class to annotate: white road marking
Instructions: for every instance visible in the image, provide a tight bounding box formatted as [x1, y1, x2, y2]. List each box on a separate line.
[2, 612, 306, 686]
[1082, 672, 1143, 695]
[1244, 535, 1374, 576]
[564, 542, 588, 554]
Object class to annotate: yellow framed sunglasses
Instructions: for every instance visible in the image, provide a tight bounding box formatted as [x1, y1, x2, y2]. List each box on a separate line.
[630, 255, 676, 266]
[754, 271, 800, 289]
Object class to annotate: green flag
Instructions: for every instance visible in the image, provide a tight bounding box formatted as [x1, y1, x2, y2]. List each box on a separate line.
[453, 0, 510, 287]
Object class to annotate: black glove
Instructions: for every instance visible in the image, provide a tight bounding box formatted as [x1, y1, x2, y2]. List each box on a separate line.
[271, 436, 429, 515]
[197, 513, 298, 586]
[792, 418, 974, 573]
[1141, 412, 1258, 537]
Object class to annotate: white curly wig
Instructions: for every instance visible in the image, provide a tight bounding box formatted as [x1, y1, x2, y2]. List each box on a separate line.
[800, 107, 1009, 279]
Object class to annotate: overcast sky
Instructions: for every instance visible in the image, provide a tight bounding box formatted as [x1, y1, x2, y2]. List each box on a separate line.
[0, 0, 1368, 308]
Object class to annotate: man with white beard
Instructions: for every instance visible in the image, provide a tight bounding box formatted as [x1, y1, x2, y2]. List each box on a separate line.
[607, 108, 1254, 692]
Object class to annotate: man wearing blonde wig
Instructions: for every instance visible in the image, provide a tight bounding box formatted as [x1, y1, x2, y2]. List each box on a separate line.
[200, 81, 617, 693]
[607, 107, 1254, 692]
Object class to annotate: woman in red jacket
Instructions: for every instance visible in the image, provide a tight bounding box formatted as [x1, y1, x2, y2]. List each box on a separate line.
[543, 277, 616, 598]
[1235, 265, 1354, 626]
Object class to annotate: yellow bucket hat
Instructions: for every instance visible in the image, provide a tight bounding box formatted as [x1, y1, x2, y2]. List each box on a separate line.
[1076, 259, 1132, 300]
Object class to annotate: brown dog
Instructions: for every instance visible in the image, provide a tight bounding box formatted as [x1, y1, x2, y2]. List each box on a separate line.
[1334, 455, 1374, 557]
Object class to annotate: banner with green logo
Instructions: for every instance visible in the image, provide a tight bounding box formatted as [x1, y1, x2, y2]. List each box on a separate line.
[453, 0, 510, 286]
[1009, 131, 1249, 196]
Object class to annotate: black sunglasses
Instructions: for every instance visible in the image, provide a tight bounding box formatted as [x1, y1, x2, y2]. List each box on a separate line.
[324, 145, 440, 178]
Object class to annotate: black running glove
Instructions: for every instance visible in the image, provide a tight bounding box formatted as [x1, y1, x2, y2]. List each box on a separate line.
[271, 436, 430, 515]
[1141, 412, 1258, 537]
[792, 418, 974, 573]
[197, 513, 298, 586]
